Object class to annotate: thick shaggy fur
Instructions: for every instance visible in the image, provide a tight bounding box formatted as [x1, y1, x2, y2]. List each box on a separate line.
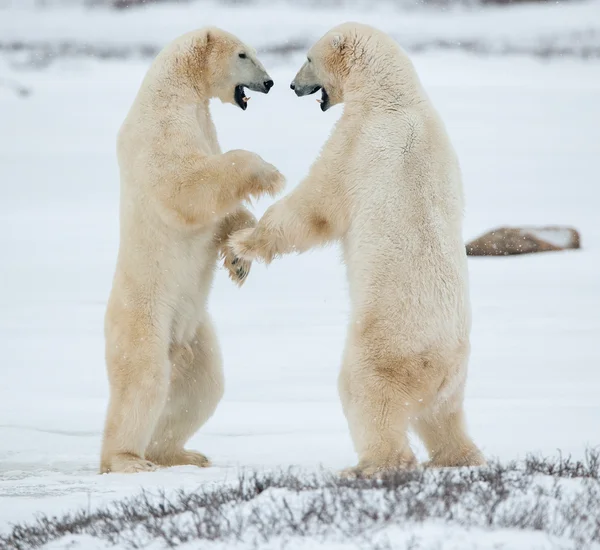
[101, 27, 284, 474]
[231, 22, 484, 477]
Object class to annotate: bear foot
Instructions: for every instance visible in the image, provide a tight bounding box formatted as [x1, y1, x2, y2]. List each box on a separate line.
[424, 448, 486, 469]
[102, 453, 158, 474]
[150, 449, 211, 468]
[340, 456, 417, 480]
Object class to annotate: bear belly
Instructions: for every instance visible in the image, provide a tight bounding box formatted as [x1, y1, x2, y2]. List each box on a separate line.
[167, 233, 214, 345]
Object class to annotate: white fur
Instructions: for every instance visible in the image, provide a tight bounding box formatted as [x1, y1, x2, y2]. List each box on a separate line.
[231, 22, 484, 477]
[100, 27, 284, 474]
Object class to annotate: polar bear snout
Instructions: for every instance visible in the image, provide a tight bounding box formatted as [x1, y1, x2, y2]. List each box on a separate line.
[291, 59, 324, 97]
[291, 80, 330, 111]
[291, 62, 330, 110]
[246, 78, 274, 94]
[290, 81, 321, 97]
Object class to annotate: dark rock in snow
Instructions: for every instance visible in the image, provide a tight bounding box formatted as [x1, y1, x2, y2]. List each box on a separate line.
[466, 226, 581, 256]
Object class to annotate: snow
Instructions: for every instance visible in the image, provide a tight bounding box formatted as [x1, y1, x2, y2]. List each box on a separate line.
[527, 227, 579, 248]
[34, 518, 587, 550]
[33, 524, 580, 550]
[1, 2, 600, 547]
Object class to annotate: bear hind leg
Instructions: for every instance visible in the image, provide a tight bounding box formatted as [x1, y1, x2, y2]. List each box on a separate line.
[100, 332, 170, 474]
[145, 320, 224, 468]
[412, 402, 485, 468]
[338, 351, 418, 478]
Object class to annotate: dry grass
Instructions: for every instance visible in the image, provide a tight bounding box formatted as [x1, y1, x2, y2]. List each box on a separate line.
[2, 448, 599, 550]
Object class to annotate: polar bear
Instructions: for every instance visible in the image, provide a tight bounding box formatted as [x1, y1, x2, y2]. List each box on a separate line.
[100, 27, 284, 474]
[230, 22, 484, 477]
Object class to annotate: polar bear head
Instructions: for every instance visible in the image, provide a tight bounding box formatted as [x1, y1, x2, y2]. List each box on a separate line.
[290, 22, 402, 112]
[161, 27, 274, 110]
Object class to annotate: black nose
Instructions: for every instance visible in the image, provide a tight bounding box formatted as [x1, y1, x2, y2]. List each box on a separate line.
[264, 79, 274, 92]
[290, 82, 295, 90]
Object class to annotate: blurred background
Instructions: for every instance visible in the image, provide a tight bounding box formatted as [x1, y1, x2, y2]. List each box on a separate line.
[0, 0, 594, 6]
[2, 0, 599, 64]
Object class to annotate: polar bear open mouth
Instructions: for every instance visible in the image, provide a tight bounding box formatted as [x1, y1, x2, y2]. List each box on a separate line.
[305, 85, 330, 112]
[317, 88, 330, 111]
[234, 85, 250, 110]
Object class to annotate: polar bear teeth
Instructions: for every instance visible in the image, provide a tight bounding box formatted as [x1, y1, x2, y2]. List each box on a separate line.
[318, 88, 329, 110]
[234, 84, 249, 110]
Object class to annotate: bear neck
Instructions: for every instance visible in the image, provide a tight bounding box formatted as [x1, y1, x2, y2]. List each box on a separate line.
[343, 47, 423, 111]
[144, 55, 212, 107]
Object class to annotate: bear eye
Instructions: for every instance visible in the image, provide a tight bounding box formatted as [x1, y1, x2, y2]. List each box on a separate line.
[239, 52, 247, 59]
[307, 57, 312, 63]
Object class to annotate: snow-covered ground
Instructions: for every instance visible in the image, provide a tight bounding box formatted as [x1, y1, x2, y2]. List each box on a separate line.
[1, 2, 600, 547]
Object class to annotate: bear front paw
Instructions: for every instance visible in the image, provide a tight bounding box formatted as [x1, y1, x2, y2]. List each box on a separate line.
[229, 228, 260, 261]
[222, 247, 252, 287]
[247, 162, 285, 200]
[229, 150, 286, 201]
[230, 226, 279, 264]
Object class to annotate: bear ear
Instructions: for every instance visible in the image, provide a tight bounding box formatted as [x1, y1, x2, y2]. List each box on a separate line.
[331, 34, 344, 50]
